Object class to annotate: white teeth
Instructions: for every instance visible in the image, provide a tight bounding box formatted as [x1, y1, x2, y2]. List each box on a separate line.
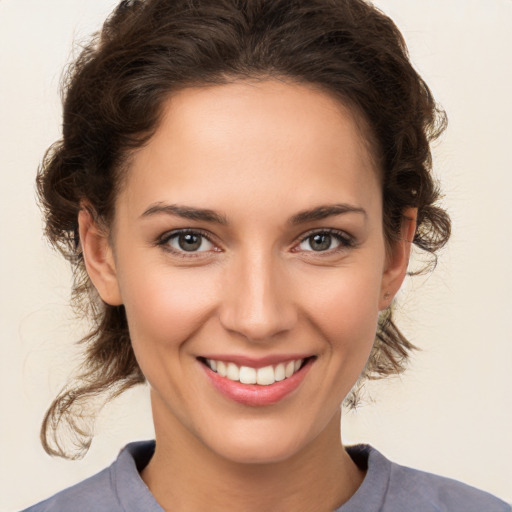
[239, 366, 257, 384]
[217, 361, 227, 377]
[257, 365, 275, 386]
[226, 362, 240, 381]
[274, 363, 285, 381]
[206, 358, 306, 385]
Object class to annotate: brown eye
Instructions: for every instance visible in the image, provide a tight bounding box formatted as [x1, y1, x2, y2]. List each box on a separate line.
[296, 230, 353, 253]
[178, 233, 202, 251]
[308, 234, 333, 251]
[165, 231, 215, 253]
[299, 233, 338, 252]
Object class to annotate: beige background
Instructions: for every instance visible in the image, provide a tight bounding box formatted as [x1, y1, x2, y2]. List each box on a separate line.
[1, 0, 511, 510]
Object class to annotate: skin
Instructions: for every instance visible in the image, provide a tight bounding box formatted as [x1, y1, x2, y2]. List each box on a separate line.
[79, 80, 416, 512]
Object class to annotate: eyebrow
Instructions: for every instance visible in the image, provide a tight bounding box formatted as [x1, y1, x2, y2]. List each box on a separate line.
[289, 204, 367, 225]
[140, 203, 228, 225]
[140, 202, 366, 225]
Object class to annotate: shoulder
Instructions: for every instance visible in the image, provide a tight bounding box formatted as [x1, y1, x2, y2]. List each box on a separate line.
[21, 441, 162, 512]
[21, 465, 117, 512]
[343, 445, 510, 512]
[387, 457, 510, 512]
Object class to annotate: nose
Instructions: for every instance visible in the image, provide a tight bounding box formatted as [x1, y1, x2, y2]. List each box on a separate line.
[218, 249, 297, 343]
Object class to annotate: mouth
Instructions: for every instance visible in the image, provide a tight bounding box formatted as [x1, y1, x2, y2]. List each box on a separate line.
[198, 356, 316, 406]
[199, 357, 310, 386]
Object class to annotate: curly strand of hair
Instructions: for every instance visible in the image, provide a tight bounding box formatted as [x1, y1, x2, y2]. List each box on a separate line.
[40, 306, 145, 459]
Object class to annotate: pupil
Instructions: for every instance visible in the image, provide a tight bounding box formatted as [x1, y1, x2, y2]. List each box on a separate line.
[178, 233, 201, 251]
[311, 234, 331, 251]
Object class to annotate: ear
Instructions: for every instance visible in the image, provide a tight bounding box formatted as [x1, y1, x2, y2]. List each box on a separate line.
[379, 207, 417, 310]
[78, 207, 123, 306]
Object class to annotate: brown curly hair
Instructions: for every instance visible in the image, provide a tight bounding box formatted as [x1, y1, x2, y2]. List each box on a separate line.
[38, 0, 450, 458]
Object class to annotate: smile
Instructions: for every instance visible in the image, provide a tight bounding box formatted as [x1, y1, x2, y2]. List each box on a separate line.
[199, 356, 315, 406]
[204, 358, 305, 386]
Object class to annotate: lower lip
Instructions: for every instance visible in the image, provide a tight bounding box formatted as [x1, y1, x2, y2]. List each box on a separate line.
[200, 358, 314, 407]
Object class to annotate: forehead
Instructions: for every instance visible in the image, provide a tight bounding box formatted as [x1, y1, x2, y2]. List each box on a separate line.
[118, 80, 380, 219]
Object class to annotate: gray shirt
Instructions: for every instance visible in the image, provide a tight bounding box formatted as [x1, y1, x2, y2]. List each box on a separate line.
[23, 440, 510, 511]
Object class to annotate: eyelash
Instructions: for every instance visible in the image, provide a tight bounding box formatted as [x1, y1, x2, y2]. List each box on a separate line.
[156, 229, 218, 258]
[156, 228, 355, 257]
[294, 228, 356, 255]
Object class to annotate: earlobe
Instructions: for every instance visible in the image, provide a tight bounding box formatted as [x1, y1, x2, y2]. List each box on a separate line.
[379, 207, 417, 310]
[78, 207, 123, 306]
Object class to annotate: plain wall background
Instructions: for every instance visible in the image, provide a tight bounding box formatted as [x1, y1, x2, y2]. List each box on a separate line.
[1, 0, 511, 510]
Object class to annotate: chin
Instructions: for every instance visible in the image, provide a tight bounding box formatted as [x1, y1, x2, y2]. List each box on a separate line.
[213, 437, 305, 466]
[197, 416, 319, 466]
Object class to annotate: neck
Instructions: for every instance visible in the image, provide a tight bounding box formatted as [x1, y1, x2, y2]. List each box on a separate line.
[142, 396, 365, 512]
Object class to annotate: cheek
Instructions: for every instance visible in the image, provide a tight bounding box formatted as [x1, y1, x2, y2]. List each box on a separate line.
[299, 263, 382, 353]
[118, 263, 219, 349]
[311, 264, 382, 313]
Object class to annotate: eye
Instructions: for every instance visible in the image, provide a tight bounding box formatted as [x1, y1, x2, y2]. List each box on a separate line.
[159, 230, 216, 254]
[296, 230, 353, 253]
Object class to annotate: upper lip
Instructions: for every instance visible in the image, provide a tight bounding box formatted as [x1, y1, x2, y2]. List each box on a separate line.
[198, 354, 315, 369]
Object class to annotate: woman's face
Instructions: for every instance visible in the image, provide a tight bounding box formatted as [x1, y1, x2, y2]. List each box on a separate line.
[84, 80, 410, 464]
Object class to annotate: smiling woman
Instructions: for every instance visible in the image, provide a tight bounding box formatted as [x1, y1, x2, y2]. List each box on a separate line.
[83, 81, 406, 474]
[16, 0, 510, 511]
